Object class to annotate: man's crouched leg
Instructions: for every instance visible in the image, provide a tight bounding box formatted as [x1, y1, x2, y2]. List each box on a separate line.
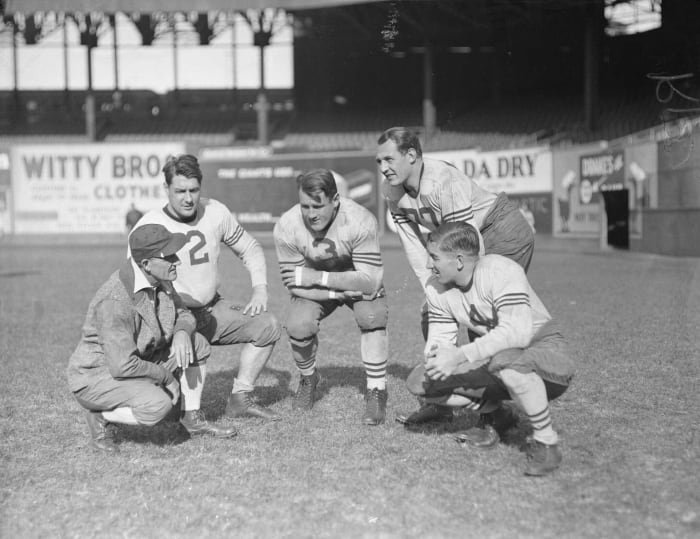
[395, 364, 454, 425]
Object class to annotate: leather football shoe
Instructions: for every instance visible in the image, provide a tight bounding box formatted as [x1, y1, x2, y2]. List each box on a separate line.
[293, 371, 321, 411]
[395, 403, 453, 425]
[85, 410, 118, 453]
[225, 392, 281, 421]
[180, 410, 237, 438]
[362, 388, 388, 426]
[524, 439, 562, 476]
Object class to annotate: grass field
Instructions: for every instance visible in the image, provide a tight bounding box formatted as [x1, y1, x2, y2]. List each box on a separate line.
[1, 235, 699, 539]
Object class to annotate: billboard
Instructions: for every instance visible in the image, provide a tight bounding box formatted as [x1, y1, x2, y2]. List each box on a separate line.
[11, 142, 185, 233]
[198, 149, 378, 231]
[427, 146, 553, 195]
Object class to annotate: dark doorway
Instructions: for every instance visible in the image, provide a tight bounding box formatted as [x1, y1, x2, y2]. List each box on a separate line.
[602, 189, 629, 249]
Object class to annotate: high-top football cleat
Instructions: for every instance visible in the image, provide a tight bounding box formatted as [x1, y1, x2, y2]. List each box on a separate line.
[180, 410, 237, 438]
[524, 438, 562, 476]
[362, 388, 388, 425]
[395, 403, 453, 425]
[293, 371, 320, 410]
[225, 392, 281, 421]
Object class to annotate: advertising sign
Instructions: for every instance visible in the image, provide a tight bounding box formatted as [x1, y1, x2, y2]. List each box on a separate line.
[427, 146, 552, 194]
[11, 142, 185, 233]
[579, 150, 625, 205]
[198, 150, 377, 231]
[552, 144, 606, 236]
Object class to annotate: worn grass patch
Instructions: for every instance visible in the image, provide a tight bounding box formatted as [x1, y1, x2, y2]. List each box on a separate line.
[1, 238, 699, 538]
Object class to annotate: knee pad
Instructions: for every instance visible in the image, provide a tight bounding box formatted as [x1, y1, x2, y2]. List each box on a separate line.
[288, 334, 315, 349]
[355, 302, 388, 331]
[285, 317, 319, 343]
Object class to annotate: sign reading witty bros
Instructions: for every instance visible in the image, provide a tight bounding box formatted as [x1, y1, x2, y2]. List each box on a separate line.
[11, 142, 185, 233]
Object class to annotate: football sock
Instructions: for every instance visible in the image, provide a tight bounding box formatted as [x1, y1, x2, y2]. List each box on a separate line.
[290, 336, 317, 375]
[180, 364, 205, 411]
[499, 369, 558, 445]
[361, 329, 388, 390]
[102, 407, 138, 425]
[231, 377, 254, 394]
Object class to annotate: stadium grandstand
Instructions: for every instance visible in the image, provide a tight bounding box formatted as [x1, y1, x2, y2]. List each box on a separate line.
[2, 0, 700, 255]
[1, 0, 697, 152]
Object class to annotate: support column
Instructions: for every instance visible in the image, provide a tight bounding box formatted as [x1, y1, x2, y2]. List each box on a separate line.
[583, 1, 603, 132]
[422, 42, 436, 143]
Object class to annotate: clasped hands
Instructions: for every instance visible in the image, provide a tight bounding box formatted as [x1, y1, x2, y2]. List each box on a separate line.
[280, 266, 371, 300]
[424, 343, 466, 382]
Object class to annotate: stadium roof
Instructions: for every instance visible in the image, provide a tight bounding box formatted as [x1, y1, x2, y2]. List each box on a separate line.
[4, 0, 387, 13]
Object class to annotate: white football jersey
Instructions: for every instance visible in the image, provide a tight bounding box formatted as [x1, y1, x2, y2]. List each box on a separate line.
[425, 254, 551, 363]
[133, 198, 266, 307]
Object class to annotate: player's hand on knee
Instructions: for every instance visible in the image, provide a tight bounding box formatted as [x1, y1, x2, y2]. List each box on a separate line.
[170, 330, 194, 369]
[243, 285, 269, 316]
[425, 344, 463, 381]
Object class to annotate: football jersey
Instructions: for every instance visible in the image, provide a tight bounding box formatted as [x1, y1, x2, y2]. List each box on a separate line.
[133, 198, 267, 308]
[383, 158, 497, 286]
[273, 197, 383, 290]
[425, 254, 551, 363]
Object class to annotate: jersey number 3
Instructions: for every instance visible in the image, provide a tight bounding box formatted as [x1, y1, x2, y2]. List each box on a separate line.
[186, 230, 210, 266]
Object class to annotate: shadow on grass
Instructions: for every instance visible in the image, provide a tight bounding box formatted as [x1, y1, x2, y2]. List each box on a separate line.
[399, 405, 533, 449]
[0, 270, 41, 278]
[116, 420, 191, 447]
[200, 367, 292, 421]
[311, 363, 415, 399]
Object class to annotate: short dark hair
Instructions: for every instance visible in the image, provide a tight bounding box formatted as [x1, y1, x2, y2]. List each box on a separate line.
[428, 222, 480, 256]
[162, 154, 202, 186]
[377, 127, 423, 158]
[297, 169, 338, 202]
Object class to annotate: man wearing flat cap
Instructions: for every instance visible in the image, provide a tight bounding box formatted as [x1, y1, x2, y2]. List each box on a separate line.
[67, 224, 236, 452]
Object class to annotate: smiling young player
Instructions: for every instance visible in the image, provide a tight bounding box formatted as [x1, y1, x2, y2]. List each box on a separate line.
[273, 169, 389, 425]
[400, 222, 574, 476]
[377, 126, 537, 427]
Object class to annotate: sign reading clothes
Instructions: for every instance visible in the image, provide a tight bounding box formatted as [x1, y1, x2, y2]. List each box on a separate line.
[11, 142, 185, 233]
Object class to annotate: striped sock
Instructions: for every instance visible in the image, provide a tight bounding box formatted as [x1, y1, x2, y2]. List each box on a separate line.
[290, 336, 317, 376]
[529, 405, 558, 445]
[361, 329, 388, 390]
[499, 369, 558, 445]
[363, 359, 387, 390]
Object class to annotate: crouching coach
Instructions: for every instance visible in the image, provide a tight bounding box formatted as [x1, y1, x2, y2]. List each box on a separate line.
[67, 224, 236, 452]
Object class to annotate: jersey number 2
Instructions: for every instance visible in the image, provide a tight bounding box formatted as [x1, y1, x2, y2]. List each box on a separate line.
[186, 230, 210, 266]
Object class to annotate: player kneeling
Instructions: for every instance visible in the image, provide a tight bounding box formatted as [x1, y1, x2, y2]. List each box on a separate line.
[398, 222, 574, 476]
[274, 169, 389, 425]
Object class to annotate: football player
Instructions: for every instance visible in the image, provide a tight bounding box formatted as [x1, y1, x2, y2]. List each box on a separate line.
[273, 169, 389, 425]
[377, 126, 535, 426]
[132, 154, 282, 421]
[400, 222, 574, 476]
